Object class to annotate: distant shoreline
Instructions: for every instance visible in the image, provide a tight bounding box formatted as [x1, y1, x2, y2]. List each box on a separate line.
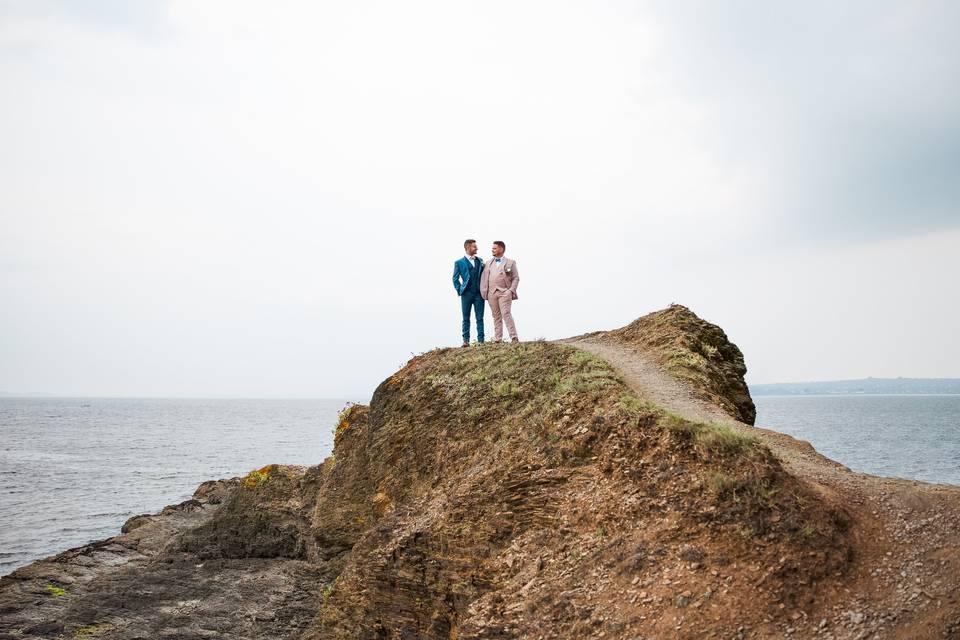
[750, 377, 960, 396]
[752, 392, 960, 397]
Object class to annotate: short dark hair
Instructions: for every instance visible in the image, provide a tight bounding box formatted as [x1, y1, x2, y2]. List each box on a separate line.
[493, 240, 506, 251]
[464, 238, 476, 248]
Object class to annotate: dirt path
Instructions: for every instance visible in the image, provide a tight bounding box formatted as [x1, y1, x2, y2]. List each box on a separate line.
[564, 336, 853, 484]
[563, 334, 960, 639]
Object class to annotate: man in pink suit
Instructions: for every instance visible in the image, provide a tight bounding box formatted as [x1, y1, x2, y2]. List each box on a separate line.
[479, 240, 520, 342]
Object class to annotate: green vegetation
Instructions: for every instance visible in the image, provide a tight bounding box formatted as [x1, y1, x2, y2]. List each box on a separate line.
[75, 624, 114, 639]
[322, 576, 339, 603]
[617, 393, 657, 417]
[705, 471, 738, 497]
[333, 403, 356, 442]
[388, 341, 634, 468]
[420, 342, 624, 410]
[618, 385, 757, 463]
[664, 347, 710, 378]
[560, 350, 622, 392]
[661, 412, 697, 436]
[699, 341, 719, 358]
[554, 369, 620, 394]
[696, 423, 759, 456]
[493, 379, 521, 398]
[661, 413, 759, 458]
[44, 583, 67, 597]
[401, 341, 762, 482]
[568, 349, 601, 368]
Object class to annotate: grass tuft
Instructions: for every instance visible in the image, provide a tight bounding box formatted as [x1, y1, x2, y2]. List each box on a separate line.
[322, 576, 339, 603]
[696, 423, 759, 456]
[706, 471, 738, 497]
[661, 414, 759, 458]
[616, 393, 657, 417]
[75, 624, 114, 639]
[662, 412, 699, 439]
[493, 380, 521, 398]
[569, 349, 601, 368]
[333, 403, 358, 444]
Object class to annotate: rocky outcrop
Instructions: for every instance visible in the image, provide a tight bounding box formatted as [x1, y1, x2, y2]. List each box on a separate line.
[299, 341, 851, 638]
[607, 304, 756, 424]
[2, 306, 959, 639]
[0, 473, 334, 639]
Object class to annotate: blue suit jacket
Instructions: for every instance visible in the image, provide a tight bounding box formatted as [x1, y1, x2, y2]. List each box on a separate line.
[452, 257, 484, 296]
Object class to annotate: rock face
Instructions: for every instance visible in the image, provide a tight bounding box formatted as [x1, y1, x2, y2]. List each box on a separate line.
[305, 343, 850, 639]
[0, 472, 331, 639]
[2, 305, 960, 639]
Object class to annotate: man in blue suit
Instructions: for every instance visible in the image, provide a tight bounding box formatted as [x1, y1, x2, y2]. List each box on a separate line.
[452, 238, 485, 347]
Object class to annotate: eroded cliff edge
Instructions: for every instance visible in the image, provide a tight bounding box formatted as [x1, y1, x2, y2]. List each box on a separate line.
[2, 306, 959, 640]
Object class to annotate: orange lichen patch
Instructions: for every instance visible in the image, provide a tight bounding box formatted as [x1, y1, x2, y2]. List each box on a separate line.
[334, 404, 363, 446]
[386, 373, 404, 388]
[243, 466, 272, 489]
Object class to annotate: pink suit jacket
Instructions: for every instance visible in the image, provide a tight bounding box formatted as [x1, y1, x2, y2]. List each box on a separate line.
[480, 257, 519, 301]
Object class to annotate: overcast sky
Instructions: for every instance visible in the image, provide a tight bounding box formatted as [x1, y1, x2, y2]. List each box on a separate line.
[1, 1, 958, 398]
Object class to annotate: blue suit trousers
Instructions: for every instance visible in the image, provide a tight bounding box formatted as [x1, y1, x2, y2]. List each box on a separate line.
[460, 290, 485, 344]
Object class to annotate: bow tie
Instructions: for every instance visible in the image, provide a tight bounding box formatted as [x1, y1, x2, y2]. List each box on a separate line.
[495, 258, 502, 263]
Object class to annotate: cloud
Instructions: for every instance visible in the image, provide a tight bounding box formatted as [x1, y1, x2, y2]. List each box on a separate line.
[0, 2, 957, 396]
[0, 0, 173, 36]
[645, 0, 960, 245]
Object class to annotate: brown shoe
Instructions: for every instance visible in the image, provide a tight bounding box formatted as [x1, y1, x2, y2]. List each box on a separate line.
[461, 342, 469, 348]
[511, 337, 519, 343]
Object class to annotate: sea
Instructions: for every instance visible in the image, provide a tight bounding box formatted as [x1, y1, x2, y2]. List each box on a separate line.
[753, 394, 960, 487]
[1, 394, 958, 576]
[0, 398, 349, 576]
